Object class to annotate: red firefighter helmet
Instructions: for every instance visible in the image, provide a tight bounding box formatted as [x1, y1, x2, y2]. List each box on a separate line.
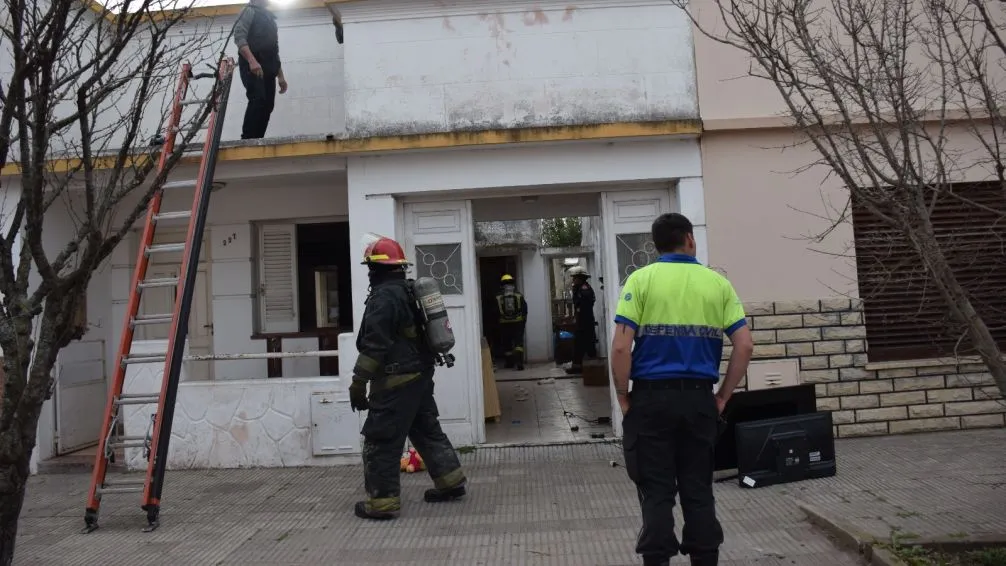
[362, 236, 411, 266]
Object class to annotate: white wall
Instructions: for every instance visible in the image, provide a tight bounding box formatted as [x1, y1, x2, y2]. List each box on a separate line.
[519, 249, 549, 362]
[14, 5, 345, 159]
[340, 0, 698, 137]
[108, 175, 349, 381]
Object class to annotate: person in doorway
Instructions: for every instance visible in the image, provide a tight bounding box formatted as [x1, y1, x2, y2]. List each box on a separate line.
[348, 235, 467, 520]
[565, 265, 597, 375]
[495, 274, 528, 370]
[233, 0, 288, 139]
[611, 213, 754, 566]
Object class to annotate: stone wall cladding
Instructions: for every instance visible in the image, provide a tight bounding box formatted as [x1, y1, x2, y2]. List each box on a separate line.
[722, 298, 1006, 438]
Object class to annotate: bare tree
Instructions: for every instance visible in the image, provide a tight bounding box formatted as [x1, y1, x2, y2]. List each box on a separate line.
[0, 0, 226, 562]
[680, 0, 1006, 396]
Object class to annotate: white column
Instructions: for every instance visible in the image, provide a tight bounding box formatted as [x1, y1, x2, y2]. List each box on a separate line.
[347, 157, 399, 332]
[677, 177, 709, 265]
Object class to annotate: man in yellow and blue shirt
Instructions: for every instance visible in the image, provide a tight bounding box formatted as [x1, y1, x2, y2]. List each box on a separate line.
[611, 213, 754, 566]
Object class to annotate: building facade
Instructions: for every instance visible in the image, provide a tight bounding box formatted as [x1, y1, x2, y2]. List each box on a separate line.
[6, 0, 1002, 472]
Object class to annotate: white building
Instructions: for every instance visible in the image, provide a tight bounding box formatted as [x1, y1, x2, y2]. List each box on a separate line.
[15, 0, 707, 472]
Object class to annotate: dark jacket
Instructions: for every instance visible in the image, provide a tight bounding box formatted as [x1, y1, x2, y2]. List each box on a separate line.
[573, 281, 596, 327]
[234, 4, 280, 61]
[495, 290, 528, 323]
[353, 276, 434, 381]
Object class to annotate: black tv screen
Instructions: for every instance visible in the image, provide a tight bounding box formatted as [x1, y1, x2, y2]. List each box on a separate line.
[714, 384, 818, 471]
[734, 411, 836, 488]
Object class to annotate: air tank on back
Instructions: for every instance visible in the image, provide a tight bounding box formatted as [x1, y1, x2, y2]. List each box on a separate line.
[412, 276, 456, 355]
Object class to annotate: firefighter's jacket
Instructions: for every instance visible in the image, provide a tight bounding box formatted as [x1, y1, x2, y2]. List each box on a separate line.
[353, 275, 434, 386]
[573, 282, 596, 328]
[496, 290, 528, 324]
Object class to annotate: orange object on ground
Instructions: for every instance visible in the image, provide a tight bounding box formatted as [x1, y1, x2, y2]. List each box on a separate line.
[399, 448, 425, 473]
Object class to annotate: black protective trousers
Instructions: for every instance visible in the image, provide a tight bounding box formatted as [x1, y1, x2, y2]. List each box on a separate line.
[622, 379, 724, 564]
[361, 373, 464, 507]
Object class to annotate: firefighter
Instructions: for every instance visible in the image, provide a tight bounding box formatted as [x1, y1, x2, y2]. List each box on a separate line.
[495, 274, 528, 370]
[566, 265, 597, 375]
[349, 236, 467, 520]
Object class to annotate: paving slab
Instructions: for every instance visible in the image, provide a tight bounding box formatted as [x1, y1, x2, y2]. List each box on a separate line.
[785, 428, 1006, 543]
[14, 428, 1001, 565]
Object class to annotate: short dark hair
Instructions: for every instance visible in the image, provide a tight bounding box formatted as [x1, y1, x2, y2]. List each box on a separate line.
[652, 213, 693, 253]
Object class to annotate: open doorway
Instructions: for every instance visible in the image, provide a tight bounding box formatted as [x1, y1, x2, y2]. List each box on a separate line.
[478, 254, 520, 363]
[473, 212, 612, 444]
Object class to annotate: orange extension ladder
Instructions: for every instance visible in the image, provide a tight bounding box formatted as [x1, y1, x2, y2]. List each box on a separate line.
[83, 58, 235, 533]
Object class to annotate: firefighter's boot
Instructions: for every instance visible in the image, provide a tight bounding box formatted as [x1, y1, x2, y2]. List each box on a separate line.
[424, 483, 467, 503]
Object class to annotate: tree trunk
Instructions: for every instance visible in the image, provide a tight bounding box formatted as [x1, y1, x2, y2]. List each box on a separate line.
[0, 426, 31, 566]
[909, 220, 1006, 397]
[0, 302, 69, 566]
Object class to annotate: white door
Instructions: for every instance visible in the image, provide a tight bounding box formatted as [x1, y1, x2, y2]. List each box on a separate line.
[403, 201, 482, 446]
[56, 339, 106, 453]
[600, 188, 674, 437]
[136, 229, 214, 380]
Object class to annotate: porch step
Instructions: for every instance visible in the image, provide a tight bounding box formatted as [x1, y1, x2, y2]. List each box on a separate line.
[36, 451, 125, 475]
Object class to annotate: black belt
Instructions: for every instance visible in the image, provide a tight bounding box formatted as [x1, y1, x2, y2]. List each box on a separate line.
[631, 378, 714, 391]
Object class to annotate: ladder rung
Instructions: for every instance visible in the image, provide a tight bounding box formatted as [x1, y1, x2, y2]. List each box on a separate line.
[146, 243, 186, 255]
[162, 179, 197, 190]
[97, 486, 144, 495]
[132, 313, 174, 326]
[116, 394, 160, 405]
[102, 478, 147, 487]
[180, 98, 209, 107]
[108, 440, 148, 449]
[153, 210, 191, 222]
[123, 354, 166, 365]
[138, 277, 178, 289]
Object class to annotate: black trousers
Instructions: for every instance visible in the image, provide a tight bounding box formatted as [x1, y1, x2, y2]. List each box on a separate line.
[622, 379, 724, 562]
[238, 53, 278, 140]
[571, 321, 596, 367]
[499, 321, 525, 365]
[361, 374, 465, 508]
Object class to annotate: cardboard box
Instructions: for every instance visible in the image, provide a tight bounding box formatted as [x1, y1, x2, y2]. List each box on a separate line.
[582, 358, 609, 387]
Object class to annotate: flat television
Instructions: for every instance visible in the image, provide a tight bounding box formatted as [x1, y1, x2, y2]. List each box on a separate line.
[734, 411, 836, 489]
[714, 384, 817, 471]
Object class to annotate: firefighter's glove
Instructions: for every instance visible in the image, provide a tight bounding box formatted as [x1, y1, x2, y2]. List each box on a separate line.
[349, 378, 369, 412]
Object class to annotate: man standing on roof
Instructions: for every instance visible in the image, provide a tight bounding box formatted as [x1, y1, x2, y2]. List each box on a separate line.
[233, 0, 288, 139]
[611, 213, 754, 566]
[495, 274, 528, 371]
[349, 235, 467, 520]
[565, 265, 597, 375]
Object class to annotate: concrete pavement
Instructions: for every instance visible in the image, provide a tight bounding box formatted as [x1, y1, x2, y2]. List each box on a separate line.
[13, 428, 1006, 565]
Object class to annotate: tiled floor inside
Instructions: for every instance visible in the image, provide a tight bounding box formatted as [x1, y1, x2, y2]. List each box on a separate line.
[486, 363, 613, 444]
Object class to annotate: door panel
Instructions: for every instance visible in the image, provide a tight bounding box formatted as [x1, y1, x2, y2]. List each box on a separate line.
[56, 340, 106, 453]
[600, 189, 674, 437]
[404, 201, 480, 445]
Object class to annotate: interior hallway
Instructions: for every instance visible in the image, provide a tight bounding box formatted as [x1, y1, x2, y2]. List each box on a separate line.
[486, 363, 612, 444]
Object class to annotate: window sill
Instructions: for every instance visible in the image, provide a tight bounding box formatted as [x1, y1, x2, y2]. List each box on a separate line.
[864, 355, 987, 371]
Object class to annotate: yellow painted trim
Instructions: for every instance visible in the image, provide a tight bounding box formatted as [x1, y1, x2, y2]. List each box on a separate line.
[2, 120, 701, 176]
[82, 0, 353, 22]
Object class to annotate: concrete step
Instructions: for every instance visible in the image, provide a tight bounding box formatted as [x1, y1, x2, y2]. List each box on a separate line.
[36, 450, 127, 475]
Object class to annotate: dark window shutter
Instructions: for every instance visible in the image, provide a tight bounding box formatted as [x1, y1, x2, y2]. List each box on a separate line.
[852, 182, 1006, 362]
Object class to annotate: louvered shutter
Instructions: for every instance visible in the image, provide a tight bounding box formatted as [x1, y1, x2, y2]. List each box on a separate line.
[258, 224, 299, 333]
[852, 182, 1006, 361]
